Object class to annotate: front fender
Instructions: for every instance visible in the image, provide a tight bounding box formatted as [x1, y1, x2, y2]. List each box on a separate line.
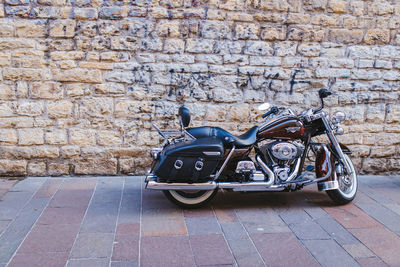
[315, 144, 339, 191]
[315, 144, 335, 181]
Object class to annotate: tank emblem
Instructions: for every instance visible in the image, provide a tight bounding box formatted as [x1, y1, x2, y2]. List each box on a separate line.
[286, 127, 301, 133]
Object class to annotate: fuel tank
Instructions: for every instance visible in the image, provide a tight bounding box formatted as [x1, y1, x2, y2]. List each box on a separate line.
[257, 116, 305, 140]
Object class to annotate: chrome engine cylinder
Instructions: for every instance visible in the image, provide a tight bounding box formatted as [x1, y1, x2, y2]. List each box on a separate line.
[270, 142, 298, 161]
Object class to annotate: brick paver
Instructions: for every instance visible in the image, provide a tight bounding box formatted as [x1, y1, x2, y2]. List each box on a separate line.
[0, 175, 399, 266]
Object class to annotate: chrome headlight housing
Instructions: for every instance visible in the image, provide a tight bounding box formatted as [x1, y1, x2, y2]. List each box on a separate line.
[335, 127, 344, 135]
[332, 111, 346, 124]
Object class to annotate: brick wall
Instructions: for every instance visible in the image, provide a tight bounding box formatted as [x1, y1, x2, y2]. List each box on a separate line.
[0, 0, 399, 176]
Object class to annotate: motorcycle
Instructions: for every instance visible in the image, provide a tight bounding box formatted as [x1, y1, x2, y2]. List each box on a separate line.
[145, 89, 357, 208]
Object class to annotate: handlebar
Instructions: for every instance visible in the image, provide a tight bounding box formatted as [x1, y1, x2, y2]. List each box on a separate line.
[314, 88, 333, 113]
[262, 106, 279, 118]
[261, 89, 334, 119]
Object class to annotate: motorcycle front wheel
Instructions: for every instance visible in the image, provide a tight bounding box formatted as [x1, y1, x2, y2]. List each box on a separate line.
[163, 189, 218, 208]
[326, 154, 358, 205]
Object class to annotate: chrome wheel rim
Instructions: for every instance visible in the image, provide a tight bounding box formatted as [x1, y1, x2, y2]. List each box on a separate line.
[337, 155, 357, 198]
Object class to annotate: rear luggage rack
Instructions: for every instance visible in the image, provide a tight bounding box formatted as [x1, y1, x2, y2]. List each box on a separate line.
[152, 123, 195, 143]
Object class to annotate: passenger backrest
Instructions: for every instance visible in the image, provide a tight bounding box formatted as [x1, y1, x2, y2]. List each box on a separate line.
[179, 106, 191, 128]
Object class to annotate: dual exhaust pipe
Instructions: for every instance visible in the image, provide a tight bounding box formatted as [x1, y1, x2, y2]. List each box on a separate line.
[146, 171, 334, 192]
[145, 177, 286, 192]
[146, 155, 286, 192]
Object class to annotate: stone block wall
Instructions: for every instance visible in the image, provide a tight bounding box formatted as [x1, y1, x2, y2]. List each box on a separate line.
[0, 0, 399, 176]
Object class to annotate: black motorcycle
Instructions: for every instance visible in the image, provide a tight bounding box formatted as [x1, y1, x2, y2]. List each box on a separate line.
[145, 89, 357, 208]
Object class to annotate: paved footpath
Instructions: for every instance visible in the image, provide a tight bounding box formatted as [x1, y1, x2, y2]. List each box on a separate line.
[0, 175, 399, 267]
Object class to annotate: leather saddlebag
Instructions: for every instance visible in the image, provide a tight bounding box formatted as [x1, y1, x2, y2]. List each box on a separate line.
[154, 138, 224, 182]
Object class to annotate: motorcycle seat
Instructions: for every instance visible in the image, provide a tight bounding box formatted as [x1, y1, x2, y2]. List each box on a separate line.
[187, 126, 259, 147]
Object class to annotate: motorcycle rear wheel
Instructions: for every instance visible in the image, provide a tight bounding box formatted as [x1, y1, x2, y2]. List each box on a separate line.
[163, 189, 218, 208]
[326, 154, 358, 205]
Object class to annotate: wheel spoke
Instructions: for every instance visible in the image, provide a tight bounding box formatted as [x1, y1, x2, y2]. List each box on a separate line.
[326, 154, 357, 205]
[339, 180, 347, 192]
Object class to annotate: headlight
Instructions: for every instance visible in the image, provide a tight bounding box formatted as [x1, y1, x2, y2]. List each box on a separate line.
[332, 111, 346, 124]
[335, 127, 344, 135]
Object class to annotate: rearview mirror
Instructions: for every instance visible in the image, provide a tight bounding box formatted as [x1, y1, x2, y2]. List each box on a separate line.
[318, 89, 332, 99]
[258, 103, 270, 111]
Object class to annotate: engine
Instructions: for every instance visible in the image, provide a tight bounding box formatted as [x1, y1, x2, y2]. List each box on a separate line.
[261, 141, 304, 181]
[270, 142, 299, 161]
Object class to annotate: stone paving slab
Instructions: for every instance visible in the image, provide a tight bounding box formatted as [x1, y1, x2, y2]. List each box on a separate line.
[0, 180, 18, 201]
[70, 233, 114, 259]
[251, 232, 319, 267]
[141, 235, 194, 267]
[0, 175, 399, 266]
[226, 237, 265, 267]
[190, 234, 235, 266]
[0, 198, 49, 265]
[302, 239, 359, 267]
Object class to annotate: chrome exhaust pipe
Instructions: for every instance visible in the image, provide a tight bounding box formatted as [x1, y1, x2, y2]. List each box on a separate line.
[146, 176, 217, 190]
[147, 180, 284, 192]
[218, 182, 285, 191]
[145, 175, 283, 192]
[256, 155, 275, 188]
[146, 156, 280, 192]
[286, 158, 301, 182]
[215, 155, 280, 191]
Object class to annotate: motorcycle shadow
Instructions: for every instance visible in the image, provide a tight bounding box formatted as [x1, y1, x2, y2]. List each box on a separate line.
[209, 186, 336, 210]
[142, 184, 337, 212]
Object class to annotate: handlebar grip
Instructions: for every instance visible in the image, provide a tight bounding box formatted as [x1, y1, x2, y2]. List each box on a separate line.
[261, 112, 270, 118]
[262, 106, 279, 118]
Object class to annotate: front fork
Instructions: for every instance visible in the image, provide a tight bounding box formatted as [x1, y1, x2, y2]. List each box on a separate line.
[321, 116, 352, 175]
[314, 116, 352, 191]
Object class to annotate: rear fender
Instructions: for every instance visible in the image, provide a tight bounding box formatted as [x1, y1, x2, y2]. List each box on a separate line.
[149, 159, 159, 174]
